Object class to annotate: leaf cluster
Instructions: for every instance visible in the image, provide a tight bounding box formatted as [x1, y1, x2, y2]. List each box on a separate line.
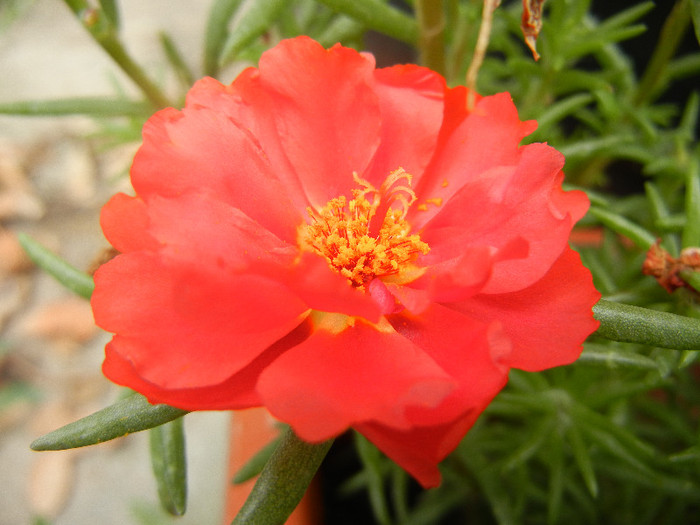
[4, 0, 700, 523]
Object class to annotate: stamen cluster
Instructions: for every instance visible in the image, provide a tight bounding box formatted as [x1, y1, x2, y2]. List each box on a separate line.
[304, 170, 429, 288]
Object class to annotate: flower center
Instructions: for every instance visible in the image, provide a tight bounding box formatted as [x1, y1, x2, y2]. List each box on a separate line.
[302, 168, 429, 289]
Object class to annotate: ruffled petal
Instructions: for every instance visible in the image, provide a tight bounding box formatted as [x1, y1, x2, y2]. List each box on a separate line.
[257, 321, 456, 442]
[419, 144, 588, 293]
[410, 92, 537, 229]
[249, 36, 382, 208]
[268, 252, 382, 322]
[451, 247, 600, 371]
[420, 240, 528, 306]
[364, 65, 446, 183]
[100, 193, 157, 253]
[356, 303, 510, 488]
[130, 101, 301, 243]
[389, 304, 510, 425]
[103, 319, 312, 410]
[356, 413, 479, 488]
[145, 192, 296, 271]
[92, 252, 308, 388]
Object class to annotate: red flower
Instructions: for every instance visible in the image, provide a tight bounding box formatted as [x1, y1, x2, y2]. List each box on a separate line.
[92, 37, 600, 488]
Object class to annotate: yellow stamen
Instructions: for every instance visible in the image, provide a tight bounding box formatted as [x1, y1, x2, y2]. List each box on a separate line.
[302, 168, 429, 289]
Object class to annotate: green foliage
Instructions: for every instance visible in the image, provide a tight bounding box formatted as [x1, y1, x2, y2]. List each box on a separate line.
[18, 233, 95, 299]
[8, 0, 699, 523]
[232, 433, 282, 484]
[30, 392, 188, 451]
[149, 419, 188, 516]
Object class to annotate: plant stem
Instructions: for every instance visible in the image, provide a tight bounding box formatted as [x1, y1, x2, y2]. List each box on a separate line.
[635, 0, 691, 106]
[61, 0, 171, 109]
[415, 0, 446, 75]
[231, 428, 333, 525]
[465, 0, 499, 109]
[98, 35, 173, 109]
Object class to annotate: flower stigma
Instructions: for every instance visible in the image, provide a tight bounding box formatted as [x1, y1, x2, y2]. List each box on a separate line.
[302, 168, 430, 289]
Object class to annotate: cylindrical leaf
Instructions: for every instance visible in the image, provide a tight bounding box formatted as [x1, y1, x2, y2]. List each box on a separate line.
[18, 233, 95, 299]
[203, 0, 244, 76]
[593, 299, 700, 350]
[159, 31, 196, 88]
[589, 207, 656, 249]
[315, 0, 418, 44]
[221, 0, 287, 64]
[682, 159, 700, 248]
[0, 98, 151, 116]
[578, 343, 660, 369]
[316, 15, 364, 47]
[233, 436, 280, 484]
[566, 424, 599, 498]
[31, 392, 189, 451]
[98, 0, 120, 28]
[231, 428, 332, 525]
[355, 433, 392, 525]
[150, 419, 188, 516]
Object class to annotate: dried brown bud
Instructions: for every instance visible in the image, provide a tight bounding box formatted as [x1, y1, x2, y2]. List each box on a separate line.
[521, 0, 546, 61]
[642, 241, 700, 293]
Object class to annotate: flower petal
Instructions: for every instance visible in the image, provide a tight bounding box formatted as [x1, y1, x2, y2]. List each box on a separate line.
[100, 193, 156, 253]
[389, 304, 510, 425]
[357, 302, 511, 488]
[92, 252, 308, 388]
[103, 319, 313, 410]
[250, 36, 382, 208]
[420, 144, 588, 293]
[410, 92, 537, 229]
[271, 253, 382, 322]
[258, 321, 456, 442]
[451, 247, 600, 371]
[365, 65, 446, 182]
[145, 192, 296, 271]
[356, 413, 478, 488]
[130, 101, 301, 243]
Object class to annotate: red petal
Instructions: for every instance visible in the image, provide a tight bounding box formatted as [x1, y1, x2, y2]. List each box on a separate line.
[411, 92, 537, 229]
[145, 192, 296, 271]
[92, 252, 308, 388]
[413, 245, 500, 305]
[396, 238, 527, 313]
[420, 144, 588, 293]
[130, 101, 301, 243]
[100, 193, 156, 253]
[103, 319, 312, 410]
[452, 248, 600, 371]
[273, 253, 382, 322]
[356, 413, 479, 488]
[389, 304, 510, 425]
[365, 65, 446, 182]
[249, 37, 382, 208]
[357, 306, 510, 488]
[258, 322, 456, 442]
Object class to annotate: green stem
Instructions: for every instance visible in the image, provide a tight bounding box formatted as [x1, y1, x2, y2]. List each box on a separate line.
[95, 36, 172, 109]
[415, 0, 446, 75]
[231, 428, 333, 525]
[61, 0, 171, 109]
[18, 233, 94, 299]
[635, 0, 691, 105]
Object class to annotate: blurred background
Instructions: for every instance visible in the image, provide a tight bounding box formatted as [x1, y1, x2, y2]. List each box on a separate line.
[0, 2, 229, 524]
